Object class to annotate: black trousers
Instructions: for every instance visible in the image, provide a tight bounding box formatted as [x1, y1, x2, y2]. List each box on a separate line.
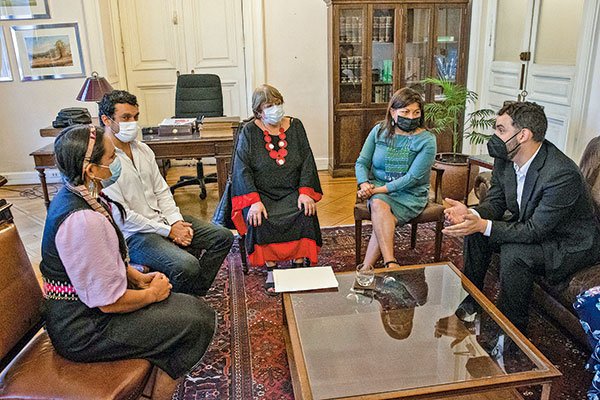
[463, 233, 546, 333]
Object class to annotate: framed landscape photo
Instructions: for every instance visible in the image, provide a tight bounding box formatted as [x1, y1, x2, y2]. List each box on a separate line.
[11, 23, 85, 81]
[0, 0, 50, 20]
[0, 29, 12, 81]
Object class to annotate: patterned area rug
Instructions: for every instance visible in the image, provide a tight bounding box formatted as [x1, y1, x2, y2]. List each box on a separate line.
[176, 224, 592, 400]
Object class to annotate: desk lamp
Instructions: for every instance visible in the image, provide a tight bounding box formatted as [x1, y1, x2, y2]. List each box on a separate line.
[76, 71, 113, 103]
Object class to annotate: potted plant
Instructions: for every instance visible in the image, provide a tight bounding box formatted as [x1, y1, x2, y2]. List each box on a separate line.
[423, 77, 495, 200]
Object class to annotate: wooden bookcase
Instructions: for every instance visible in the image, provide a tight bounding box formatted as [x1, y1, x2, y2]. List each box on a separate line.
[324, 0, 471, 176]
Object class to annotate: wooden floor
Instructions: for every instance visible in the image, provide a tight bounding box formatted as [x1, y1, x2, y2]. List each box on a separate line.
[0, 165, 358, 276]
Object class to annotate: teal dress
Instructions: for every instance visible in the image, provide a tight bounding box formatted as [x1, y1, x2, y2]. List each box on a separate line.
[355, 124, 437, 223]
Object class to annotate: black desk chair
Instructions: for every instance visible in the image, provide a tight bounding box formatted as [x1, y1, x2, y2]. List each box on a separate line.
[170, 73, 224, 199]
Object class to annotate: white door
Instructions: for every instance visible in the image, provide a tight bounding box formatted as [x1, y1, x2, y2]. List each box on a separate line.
[483, 0, 585, 152]
[180, 0, 248, 119]
[118, 0, 248, 126]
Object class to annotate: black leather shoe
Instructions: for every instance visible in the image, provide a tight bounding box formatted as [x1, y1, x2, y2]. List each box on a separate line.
[455, 295, 481, 322]
[488, 333, 517, 372]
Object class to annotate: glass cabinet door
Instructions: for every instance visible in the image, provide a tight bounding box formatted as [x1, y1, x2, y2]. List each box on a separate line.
[338, 8, 364, 104]
[433, 7, 463, 100]
[370, 7, 395, 104]
[404, 7, 431, 98]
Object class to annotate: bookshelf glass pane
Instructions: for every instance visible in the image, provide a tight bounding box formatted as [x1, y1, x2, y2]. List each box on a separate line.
[339, 9, 364, 104]
[433, 8, 462, 100]
[435, 8, 461, 82]
[371, 8, 394, 104]
[404, 8, 430, 98]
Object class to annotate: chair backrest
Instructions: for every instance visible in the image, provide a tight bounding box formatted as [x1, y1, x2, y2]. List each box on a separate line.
[580, 136, 600, 214]
[0, 203, 44, 370]
[174, 74, 224, 118]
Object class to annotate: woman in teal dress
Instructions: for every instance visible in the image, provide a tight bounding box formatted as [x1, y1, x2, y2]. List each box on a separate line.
[355, 87, 436, 268]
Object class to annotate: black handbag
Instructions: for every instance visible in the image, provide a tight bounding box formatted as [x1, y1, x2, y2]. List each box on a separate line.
[212, 178, 235, 229]
[52, 107, 92, 128]
[211, 120, 247, 228]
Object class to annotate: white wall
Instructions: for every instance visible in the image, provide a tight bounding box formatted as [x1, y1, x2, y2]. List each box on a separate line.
[0, 0, 105, 184]
[580, 8, 600, 159]
[262, 0, 329, 169]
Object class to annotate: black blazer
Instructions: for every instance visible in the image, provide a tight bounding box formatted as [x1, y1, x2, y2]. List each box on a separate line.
[474, 140, 600, 284]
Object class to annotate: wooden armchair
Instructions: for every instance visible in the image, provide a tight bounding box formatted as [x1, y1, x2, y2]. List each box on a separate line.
[354, 166, 445, 265]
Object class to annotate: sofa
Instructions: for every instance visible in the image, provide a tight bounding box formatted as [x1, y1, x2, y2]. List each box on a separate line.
[474, 138, 600, 350]
[0, 201, 158, 399]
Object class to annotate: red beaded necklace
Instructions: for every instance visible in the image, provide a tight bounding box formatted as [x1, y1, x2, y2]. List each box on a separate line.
[263, 127, 288, 166]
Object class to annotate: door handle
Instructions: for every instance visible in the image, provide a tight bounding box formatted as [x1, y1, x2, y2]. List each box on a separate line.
[518, 90, 528, 102]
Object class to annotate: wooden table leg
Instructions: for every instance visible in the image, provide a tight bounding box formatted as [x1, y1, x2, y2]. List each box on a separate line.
[540, 383, 551, 400]
[216, 156, 230, 198]
[36, 168, 50, 209]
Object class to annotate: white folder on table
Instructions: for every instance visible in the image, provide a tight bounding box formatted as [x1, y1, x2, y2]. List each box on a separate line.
[273, 266, 339, 292]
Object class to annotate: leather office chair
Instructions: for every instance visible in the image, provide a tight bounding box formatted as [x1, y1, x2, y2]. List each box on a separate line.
[170, 73, 224, 199]
[354, 167, 445, 265]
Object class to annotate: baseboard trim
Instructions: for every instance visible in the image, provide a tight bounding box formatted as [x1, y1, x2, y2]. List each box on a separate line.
[315, 157, 328, 171]
[1, 170, 62, 185]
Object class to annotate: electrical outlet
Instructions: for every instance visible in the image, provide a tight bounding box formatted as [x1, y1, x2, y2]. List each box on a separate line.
[45, 169, 62, 183]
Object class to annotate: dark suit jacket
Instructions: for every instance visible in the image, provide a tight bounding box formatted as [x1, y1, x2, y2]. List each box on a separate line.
[474, 140, 600, 284]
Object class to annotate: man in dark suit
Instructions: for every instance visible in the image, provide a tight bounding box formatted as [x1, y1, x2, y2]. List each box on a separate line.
[443, 101, 600, 333]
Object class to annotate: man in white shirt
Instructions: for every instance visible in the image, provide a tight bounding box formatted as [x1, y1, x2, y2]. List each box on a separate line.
[442, 101, 600, 335]
[99, 90, 233, 296]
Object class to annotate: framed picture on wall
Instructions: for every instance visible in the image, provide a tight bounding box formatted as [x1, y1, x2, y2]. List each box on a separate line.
[0, 0, 50, 20]
[0, 28, 12, 81]
[10, 23, 85, 81]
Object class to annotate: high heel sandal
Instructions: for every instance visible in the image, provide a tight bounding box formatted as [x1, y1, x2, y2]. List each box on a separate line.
[384, 260, 401, 268]
[264, 264, 279, 297]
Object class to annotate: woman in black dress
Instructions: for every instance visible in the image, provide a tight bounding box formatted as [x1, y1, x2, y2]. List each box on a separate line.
[231, 84, 323, 295]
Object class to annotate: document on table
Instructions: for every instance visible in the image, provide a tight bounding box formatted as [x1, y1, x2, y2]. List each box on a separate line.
[273, 266, 339, 292]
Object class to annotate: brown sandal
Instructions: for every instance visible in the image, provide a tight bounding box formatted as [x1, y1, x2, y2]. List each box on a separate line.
[384, 260, 401, 268]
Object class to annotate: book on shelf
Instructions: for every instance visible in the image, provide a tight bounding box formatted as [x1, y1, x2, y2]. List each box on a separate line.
[200, 116, 240, 131]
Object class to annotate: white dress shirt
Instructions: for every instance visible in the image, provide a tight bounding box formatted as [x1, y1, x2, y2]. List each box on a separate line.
[472, 145, 542, 236]
[102, 140, 183, 239]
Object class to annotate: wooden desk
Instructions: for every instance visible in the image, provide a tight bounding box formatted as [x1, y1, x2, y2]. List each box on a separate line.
[464, 154, 494, 205]
[31, 118, 238, 208]
[143, 129, 234, 197]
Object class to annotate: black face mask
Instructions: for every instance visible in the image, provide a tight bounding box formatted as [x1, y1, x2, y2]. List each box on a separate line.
[395, 116, 421, 132]
[487, 129, 522, 160]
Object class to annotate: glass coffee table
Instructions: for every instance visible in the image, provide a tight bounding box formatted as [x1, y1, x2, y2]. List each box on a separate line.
[282, 263, 561, 400]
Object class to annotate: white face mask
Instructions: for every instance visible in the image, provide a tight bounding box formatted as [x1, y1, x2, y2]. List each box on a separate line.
[115, 121, 140, 143]
[262, 104, 285, 125]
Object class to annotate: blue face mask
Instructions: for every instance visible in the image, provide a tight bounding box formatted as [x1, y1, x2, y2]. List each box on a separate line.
[100, 157, 122, 188]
